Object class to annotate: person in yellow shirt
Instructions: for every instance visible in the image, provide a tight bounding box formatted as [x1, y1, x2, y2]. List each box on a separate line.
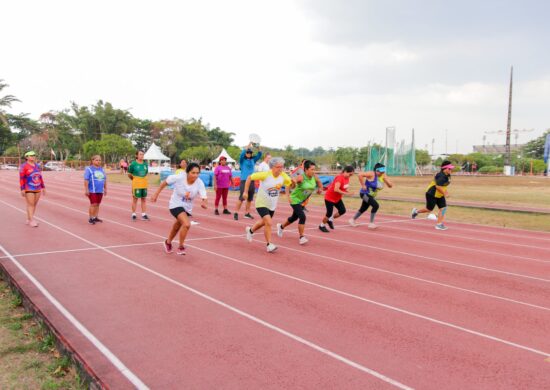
[243, 157, 292, 253]
[128, 150, 150, 221]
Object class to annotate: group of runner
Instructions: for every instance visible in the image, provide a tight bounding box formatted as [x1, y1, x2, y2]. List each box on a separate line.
[18, 146, 454, 255]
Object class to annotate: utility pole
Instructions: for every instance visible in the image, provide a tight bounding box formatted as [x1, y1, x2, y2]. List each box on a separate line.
[504, 66, 513, 175]
[431, 138, 435, 156]
[445, 129, 448, 155]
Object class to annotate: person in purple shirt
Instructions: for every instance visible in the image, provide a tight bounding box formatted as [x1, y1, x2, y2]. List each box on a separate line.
[213, 156, 234, 215]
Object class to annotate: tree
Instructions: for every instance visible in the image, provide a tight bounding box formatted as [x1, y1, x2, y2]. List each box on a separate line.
[179, 146, 213, 164]
[39, 111, 81, 161]
[207, 127, 235, 147]
[83, 134, 134, 163]
[334, 147, 358, 167]
[129, 119, 153, 150]
[523, 129, 550, 159]
[415, 149, 431, 167]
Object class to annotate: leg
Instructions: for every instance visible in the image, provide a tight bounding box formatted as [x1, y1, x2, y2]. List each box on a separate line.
[167, 219, 182, 243]
[176, 213, 191, 247]
[131, 196, 138, 213]
[214, 188, 221, 209]
[333, 200, 346, 219]
[262, 214, 273, 243]
[369, 197, 379, 223]
[221, 188, 229, 209]
[353, 195, 371, 221]
[140, 197, 147, 213]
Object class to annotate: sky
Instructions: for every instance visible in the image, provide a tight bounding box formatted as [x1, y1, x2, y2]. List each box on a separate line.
[2, 0, 549, 154]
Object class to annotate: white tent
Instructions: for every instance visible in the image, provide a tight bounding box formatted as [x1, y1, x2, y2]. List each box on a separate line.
[212, 148, 236, 163]
[143, 143, 170, 161]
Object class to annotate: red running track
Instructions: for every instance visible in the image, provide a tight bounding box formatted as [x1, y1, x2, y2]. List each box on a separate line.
[0, 171, 549, 389]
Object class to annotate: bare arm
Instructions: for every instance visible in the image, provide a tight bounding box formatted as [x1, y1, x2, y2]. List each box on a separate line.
[242, 177, 252, 200]
[151, 181, 168, 202]
[383, 175, 393, 188]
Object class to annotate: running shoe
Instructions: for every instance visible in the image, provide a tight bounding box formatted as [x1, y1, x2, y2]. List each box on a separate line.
[327, 220, 334, 229]
[318, 225, 330, 233]
[93, 217, 103, 223]
[223, 209, 231, 215]
[348, 218, 357, 227]
[88, 218, 95, 225]
[132, 213, 137, 221]
[25, 219, 30, 225]
[276, 223, 284, 238]
[435, 223, 448, 230]
[164, 240, 173, 253]
[141, 214, 150, 221]
[245, 226, 253, 242]
[244, 213, 254, 219]
[299, 236, 308, 245]
[411, 208, 418, 219]
[214, 209, 220, 215]
[30, 220, 39, 227]
[266, 243, 278, 253]
[367, 223, 378, 230]
[233, 212, 239, 220]
[176, 246, 186, 255]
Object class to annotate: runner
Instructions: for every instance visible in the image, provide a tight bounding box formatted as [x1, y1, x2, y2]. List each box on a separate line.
[243, 157, 291, 253]
[233, 143, 262, 220]
[319, 165, 355, 233]
[349, 162, 393, 229]
[128, 150, 150, 221]
[151, 162, 207, 255]
[411, 160, 454, 230]
[277, 160, 323, 244]
[213, 156, 234, 215]
[175, 159, 188, 174]
[84, 155, 107, 225]
[19, 151, 45, 227]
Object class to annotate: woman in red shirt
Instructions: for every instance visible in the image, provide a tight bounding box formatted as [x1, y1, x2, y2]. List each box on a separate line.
[319, 165, 355, 232]
[19, 151, 46, 227]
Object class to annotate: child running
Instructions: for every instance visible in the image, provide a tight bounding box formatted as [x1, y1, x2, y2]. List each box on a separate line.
[243, 157, 292, 253]
[277, 160, 323, 244]
[19, 151, 45, 227]
[84, 155, 107, 224]
[349, 162, 393, 229]
[151, 162, 207, 255]
[128, 150, 150, 221]
[319, 165, 355, 233]
[411, 160, 454, 230]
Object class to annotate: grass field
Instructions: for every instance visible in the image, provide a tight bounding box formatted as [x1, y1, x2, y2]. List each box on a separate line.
[105, 173, 550, 232]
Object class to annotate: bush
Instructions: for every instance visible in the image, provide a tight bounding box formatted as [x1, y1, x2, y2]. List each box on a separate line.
[478, 165, 501, 174]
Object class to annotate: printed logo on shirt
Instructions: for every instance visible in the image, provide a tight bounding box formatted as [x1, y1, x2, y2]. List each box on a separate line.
[30, 173, 42, 185]
[94, 171, 105, 180]
[267, 187, 279, 197]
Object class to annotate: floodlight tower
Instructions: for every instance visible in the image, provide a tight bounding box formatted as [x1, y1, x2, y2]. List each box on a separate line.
[504, 66, 513, 175]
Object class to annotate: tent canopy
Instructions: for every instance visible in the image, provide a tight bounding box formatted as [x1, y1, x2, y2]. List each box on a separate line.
[213, 148, 236, 163]
[143, 143, 170, 161]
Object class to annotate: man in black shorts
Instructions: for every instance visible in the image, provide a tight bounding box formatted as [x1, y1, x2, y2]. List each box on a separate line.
[233, 143, 262, 220]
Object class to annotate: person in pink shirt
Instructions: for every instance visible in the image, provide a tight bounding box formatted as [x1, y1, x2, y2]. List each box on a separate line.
[213, 156, 234, 215]
[19, 151, 46, 227]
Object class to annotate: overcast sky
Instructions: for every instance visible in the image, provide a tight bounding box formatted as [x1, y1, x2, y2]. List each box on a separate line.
[2, 0, 549, 154]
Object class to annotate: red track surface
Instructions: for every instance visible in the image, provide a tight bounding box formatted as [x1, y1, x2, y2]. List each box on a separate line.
[1, 171, 549, 389]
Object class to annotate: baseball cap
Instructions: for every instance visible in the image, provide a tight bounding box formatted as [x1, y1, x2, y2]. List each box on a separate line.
[246, 149, 253, 153]
[24, 151, 36, 157]
[441, 160, 455, 170]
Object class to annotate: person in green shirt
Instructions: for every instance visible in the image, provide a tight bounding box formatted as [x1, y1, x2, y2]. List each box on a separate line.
[276, 160, 323, 245]
[127, 150, 150, 221]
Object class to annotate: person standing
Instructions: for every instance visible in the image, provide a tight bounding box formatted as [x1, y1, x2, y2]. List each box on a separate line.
[257, 153, 271, 172]
[19, 151, 45, 227]
[128, 150, 150, 221]
[234, 143, 262, 220]
[277, 160, 323, 244]
[151, 163, 207, 255]
[213, 156, 234, 215]
[175, 159, 188, 174]
[243, 157, 291, 253]
[349, 163, 393, 229]
[411, 160, 454, 230]
[84, 155, 107, 224]
[319, 166, 355, 232]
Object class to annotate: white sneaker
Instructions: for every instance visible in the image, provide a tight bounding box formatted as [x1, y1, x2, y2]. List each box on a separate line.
[411, 208, 418, 219]
[299, 236, 308, 245]
[435, 223, 448, 230]
[266, 243, 278, 253]
[367, 223, 377, 230]
[348, 218, 357, 227]
[276, 223, 284, 237]
[245, 226, 253, 242]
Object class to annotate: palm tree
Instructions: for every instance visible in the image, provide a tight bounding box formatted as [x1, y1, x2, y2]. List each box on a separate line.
[0, 79, 20, 126]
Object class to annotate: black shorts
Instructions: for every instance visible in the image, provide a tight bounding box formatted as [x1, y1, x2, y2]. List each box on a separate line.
[256, 207, 275, 218]
[170, 207, 192, 219]
[324, 199, 346, 217]
[425, 193, 446, 211]
[239, 180, 256, 201]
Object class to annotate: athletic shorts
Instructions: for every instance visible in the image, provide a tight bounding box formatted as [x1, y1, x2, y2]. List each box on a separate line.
[425, 193, 446, 211]
[133, 188, 148, 198]
[324, 199, 346, 217]
[88, 193, 103, 205]
[239, 181, 255, 201]
[256, 207, 274, 218]
[24, 190, 41, 193]
[170, 207, 192, 219]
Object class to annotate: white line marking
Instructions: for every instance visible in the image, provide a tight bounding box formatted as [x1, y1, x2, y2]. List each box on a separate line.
[0, 201, 411, 389]
[0, 243, 149, 389]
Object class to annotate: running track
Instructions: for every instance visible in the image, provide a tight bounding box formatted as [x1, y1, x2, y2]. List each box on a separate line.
[0, 170, 549, 389]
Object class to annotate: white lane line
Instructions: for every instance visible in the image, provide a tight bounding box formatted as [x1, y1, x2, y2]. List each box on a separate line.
[4, 198, 550, 360]
[0, 200, 411, 389]
[0, 243, 149, 389]
[0, 242, 163, 259]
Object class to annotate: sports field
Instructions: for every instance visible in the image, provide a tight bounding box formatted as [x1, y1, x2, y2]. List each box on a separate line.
[1, 170, 549, 389]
